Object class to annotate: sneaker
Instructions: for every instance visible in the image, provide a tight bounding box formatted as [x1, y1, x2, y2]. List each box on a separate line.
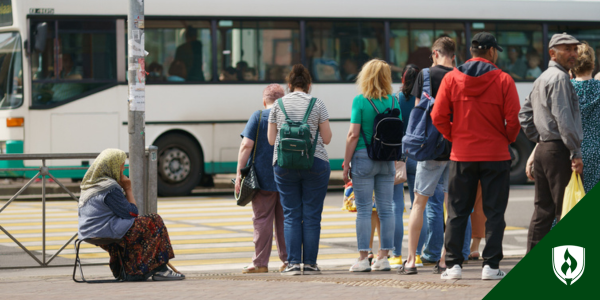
[371, 257, 391, 271]
[415, 255, 424, 267]
[152, 270, 185, 281]
[482, 265, 506, 280]
[389, 256, 403, 268]
[441, 264, 462, 280]
[349, 257, 371, 272]
[281, 264, 302, 276]
[303, 264, 321, 275]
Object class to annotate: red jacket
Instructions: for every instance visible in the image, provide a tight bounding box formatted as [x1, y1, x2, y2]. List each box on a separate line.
[431, 58, 521, 162]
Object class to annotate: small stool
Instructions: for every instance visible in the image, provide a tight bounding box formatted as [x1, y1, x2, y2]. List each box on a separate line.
[72, 238, 125, 283]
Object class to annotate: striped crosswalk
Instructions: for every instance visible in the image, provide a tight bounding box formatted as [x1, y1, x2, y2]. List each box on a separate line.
[0, 196, 527, 272]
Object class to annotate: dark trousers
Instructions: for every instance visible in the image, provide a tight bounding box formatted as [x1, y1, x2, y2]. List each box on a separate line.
[445, 160, 511, 269]
[527, 141, 572, 252]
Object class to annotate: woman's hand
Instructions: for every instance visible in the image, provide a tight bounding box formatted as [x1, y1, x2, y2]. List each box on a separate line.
[235, 173, 242, 195]
[119, 170, 132, 192]
[343, 160, 351, 184]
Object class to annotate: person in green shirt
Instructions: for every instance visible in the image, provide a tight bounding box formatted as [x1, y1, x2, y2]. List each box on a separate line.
[343, 59, 400, 272]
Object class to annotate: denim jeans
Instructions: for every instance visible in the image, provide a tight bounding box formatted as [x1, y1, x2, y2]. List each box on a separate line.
[392, 182, 404, 256]
[351, 149, 395, 252]
[421, 186, 472, 262]
[405, 157, 426, 256]
[274, 158, 330, 265]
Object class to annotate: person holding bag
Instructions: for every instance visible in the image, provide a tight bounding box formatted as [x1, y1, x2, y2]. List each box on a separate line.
[267, 64, 332, 275]
[236, 84, 288, 274]
[343, 59, 400, 272]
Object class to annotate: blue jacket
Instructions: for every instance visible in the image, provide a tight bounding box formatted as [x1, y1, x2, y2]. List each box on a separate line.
[78, 188, 135, 240]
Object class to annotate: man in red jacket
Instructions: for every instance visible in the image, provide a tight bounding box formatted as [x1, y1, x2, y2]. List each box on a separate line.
[431, 32, 521, 281]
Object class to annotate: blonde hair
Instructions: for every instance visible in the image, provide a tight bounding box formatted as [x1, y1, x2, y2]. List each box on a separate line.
[572, 41, 595, 76]
[356, 59, 393, 100]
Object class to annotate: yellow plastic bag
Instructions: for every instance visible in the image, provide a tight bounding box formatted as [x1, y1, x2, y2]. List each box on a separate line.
[561, 171, 585, 219]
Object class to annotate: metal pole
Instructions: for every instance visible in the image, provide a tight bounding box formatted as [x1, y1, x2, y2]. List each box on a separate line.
[41, 160, 46, 266]
[128, 0, 146, 215]
[147, 146, 158, 214]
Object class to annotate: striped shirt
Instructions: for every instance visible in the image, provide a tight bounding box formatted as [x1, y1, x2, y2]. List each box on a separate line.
[269, 91, 330, 165]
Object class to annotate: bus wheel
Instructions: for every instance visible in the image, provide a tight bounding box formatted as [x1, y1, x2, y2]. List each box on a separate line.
[509, 132, 534, 185]
[155, 133, 202, 196]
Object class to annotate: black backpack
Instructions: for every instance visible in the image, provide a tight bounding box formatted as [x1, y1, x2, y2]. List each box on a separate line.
[360, 96, 404, 161]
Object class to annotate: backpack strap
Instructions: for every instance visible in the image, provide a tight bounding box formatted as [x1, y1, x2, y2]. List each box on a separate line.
[277, 98, 291, 121]
[365, 98, 380, 114]
[422, 68, 432, 97]
[305, 98, 320, 157]
[250, 110, 262, 165]
[303, 97, 318, 123]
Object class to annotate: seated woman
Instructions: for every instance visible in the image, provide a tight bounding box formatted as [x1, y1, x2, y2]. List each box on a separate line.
[78, 149, 184, 281]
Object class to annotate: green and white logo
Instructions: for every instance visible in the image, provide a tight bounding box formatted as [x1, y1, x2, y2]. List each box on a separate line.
[552, 246, 585, 286]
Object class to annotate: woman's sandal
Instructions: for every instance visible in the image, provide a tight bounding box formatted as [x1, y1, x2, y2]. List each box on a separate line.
[396, 260, 418, 275]
[432, 260, 447, 274]
[368, 252, 374, 265]
[242, 264, 268, 274]
[152, 269, 185, 281]
[468, 251, 480, 260]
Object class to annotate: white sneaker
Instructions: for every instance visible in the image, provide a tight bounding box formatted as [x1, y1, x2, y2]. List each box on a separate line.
[349, 257, 371, 272]
[371, 257, 391, 271]
[482, 265, 506, 280]
[441, 264, 462, 280]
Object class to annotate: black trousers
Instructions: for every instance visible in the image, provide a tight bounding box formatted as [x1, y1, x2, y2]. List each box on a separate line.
[445, 160, 511, 269]
[527, 141, 572, 252]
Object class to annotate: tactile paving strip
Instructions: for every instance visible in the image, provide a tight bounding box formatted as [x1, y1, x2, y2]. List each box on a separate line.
[193, 274, 468, 290]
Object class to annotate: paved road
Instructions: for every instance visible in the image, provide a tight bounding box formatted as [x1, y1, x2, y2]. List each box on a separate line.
[0, 185, 534, 272]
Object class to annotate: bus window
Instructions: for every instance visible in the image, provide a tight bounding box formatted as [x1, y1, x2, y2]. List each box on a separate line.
[305, 21, 384, 82]
[0, 0, 11, 27]
[145, 20, 212, 83]
[549, 24, 600, 78]
[389, 22, 466, 81]
[472, 23, 543, 81]
[0, 32, 22, 108]
[30, 20, 117, 106]
[216, 20, 300, 82]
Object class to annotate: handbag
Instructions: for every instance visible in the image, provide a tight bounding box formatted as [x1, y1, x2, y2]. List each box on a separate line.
[394, 159, 407, 185]
[233, 111, 262, 206]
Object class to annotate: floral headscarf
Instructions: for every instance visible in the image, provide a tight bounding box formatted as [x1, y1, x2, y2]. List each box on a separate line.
[79, 149, 127, 208]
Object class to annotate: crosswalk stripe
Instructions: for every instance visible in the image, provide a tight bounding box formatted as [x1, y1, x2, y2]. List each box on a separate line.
[0, 198, 528, 270]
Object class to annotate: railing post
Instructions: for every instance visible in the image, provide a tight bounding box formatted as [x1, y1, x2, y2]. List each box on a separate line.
[146, 146, 158, 214]
[41, 159, 48, 266]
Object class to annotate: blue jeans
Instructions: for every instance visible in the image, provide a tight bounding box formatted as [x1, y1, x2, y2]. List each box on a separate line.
[405, 157, 426, 256]
[351, 149, 395, 252]
[392, 182, 404, 256]
[421, 186, 472, 262]
[274, 158, 330, 265]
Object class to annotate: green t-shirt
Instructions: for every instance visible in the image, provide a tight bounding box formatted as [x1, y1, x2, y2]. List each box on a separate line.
[350, 94, 401, 151]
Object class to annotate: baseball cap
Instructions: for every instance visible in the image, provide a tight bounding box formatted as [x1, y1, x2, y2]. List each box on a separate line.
[471, 32, 503, 52]
[549, 32, 580, 48]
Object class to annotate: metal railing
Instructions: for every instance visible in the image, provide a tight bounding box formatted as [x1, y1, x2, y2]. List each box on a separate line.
[0, 147, 158, 269]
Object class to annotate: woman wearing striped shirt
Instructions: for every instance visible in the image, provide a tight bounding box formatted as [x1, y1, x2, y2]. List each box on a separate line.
[267, 64, 333, 275]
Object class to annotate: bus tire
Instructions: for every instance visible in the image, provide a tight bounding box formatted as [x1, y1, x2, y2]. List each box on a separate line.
[155, 133, 203, 197]
[509, 132, 534, 185]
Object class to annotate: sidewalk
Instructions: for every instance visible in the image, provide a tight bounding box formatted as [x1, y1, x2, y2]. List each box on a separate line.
[1, 257, 519, 299]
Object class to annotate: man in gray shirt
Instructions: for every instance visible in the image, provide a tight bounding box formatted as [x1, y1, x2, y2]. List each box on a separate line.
[519, 33, 584, 252]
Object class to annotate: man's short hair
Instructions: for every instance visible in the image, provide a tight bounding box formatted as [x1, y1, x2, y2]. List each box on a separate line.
[432, 37, 456, 57]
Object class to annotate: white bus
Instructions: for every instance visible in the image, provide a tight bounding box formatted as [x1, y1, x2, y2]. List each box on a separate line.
[1, 0, 599, 196]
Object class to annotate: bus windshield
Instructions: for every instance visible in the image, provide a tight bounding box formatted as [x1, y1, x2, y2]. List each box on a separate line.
[0, 32, 23, 109]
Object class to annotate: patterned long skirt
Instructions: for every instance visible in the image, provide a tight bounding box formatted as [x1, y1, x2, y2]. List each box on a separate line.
[100, 213, 174, 280]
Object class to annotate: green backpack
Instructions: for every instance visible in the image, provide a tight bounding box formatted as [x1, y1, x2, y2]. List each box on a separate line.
[277, 97, 319, 170]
